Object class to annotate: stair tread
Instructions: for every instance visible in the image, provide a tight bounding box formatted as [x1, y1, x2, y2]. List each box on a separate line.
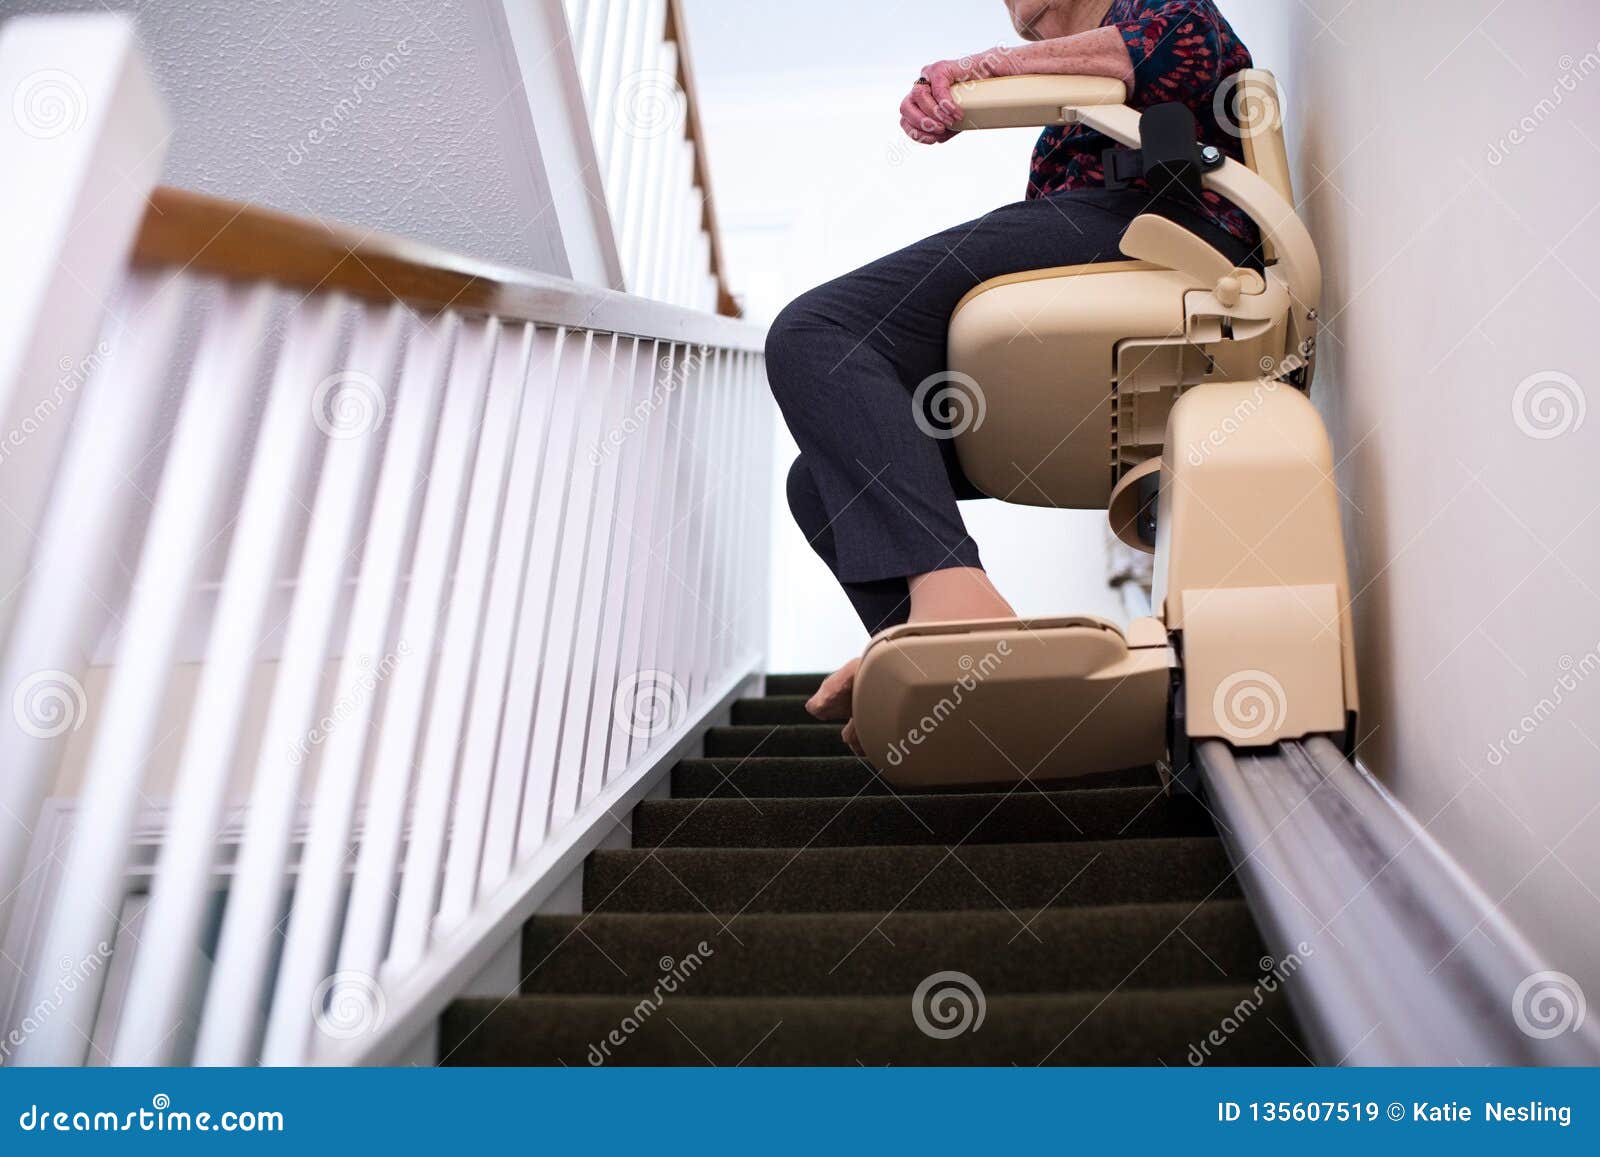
[441, 988, 1306, 1066]
[704, 723, 855, 758]
[440, 682, 1301, 1065]
[672, 757, 1160, 798]
[763, 673, 828, 696]
[520, 901, 1266, 996]
[732, 695, 821, 724]
[634, 785, 1213, 847]
[585, 836, 1237, 913]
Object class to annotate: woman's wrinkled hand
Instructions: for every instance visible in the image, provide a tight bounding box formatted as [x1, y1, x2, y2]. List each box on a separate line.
[899, 55, 985, 143]
[899, 76, 959, 145]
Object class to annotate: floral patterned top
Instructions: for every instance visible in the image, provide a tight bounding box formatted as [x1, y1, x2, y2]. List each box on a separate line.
[1026, 0, 1255, 242]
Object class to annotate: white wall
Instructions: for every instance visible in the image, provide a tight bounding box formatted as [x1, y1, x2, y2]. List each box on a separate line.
[14, 0, 577, 274]
[684, 0, 1124, 672]
[1220, 0, 1600, 998]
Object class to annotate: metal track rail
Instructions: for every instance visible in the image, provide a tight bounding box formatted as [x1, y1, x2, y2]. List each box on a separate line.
[1198, 737, 1600, 1065]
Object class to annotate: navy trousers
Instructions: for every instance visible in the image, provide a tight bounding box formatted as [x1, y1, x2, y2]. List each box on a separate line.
[765, 187, 1257, 634]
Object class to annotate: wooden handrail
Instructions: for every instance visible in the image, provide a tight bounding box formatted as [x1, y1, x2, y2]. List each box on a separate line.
[132, 186, 764, 352]
[665, 0, 739, 319]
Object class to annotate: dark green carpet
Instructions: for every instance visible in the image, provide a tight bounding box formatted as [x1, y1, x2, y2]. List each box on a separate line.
[440, 673, 1306, 1066]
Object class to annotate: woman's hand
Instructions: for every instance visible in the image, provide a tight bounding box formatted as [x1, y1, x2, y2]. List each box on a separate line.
[899, 75, 959, 145]
[899, 52, 1017, 144]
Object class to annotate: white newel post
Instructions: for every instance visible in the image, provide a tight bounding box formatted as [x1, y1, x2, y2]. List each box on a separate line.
[0, 13, 168, 1022]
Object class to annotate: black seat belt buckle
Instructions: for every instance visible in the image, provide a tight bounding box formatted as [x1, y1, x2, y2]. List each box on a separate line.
[1102, 145, 1143, 190]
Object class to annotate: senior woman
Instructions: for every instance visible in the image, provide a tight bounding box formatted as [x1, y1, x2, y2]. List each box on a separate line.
[766, 0, 1259, 749]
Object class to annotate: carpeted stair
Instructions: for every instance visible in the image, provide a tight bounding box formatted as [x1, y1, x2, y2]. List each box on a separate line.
[441, 673, 1307, 1065]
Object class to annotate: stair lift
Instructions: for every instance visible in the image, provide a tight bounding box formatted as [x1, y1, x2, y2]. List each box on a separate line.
[853, 71, 1358, 792]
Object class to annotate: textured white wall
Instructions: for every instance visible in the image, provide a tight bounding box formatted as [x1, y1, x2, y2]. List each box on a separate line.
[1221, 0, 1600, 996]
[14, 0, 571, 273]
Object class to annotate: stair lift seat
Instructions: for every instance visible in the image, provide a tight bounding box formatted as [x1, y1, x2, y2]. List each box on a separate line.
[854, 70, 1359, 789]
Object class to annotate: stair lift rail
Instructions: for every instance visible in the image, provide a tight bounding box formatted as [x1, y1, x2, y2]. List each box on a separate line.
[0, 15, 771, 1066]
[1199, 738, 1600, 1065]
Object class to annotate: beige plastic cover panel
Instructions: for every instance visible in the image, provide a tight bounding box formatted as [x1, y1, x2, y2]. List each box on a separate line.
[854, 616, 1170, 788]
[953, 74, 1128, 130]
[1182, 584, 1346, 744]
[1154, 381, 1358, 731]
[947, 263, 1197, 508]
[1230, 70, 1294, 210]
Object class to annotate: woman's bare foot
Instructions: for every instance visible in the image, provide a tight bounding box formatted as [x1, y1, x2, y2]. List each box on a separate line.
[810, 568, 1014, 755]
[841, 717, 864, 757]
[805, 656, 858, 721]
[906, 566, 1016, 623]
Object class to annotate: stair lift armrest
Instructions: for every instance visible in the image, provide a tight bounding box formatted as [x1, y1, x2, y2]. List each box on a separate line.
[951, 75, 1128, 130]
[1076, 104, 1320, 356]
